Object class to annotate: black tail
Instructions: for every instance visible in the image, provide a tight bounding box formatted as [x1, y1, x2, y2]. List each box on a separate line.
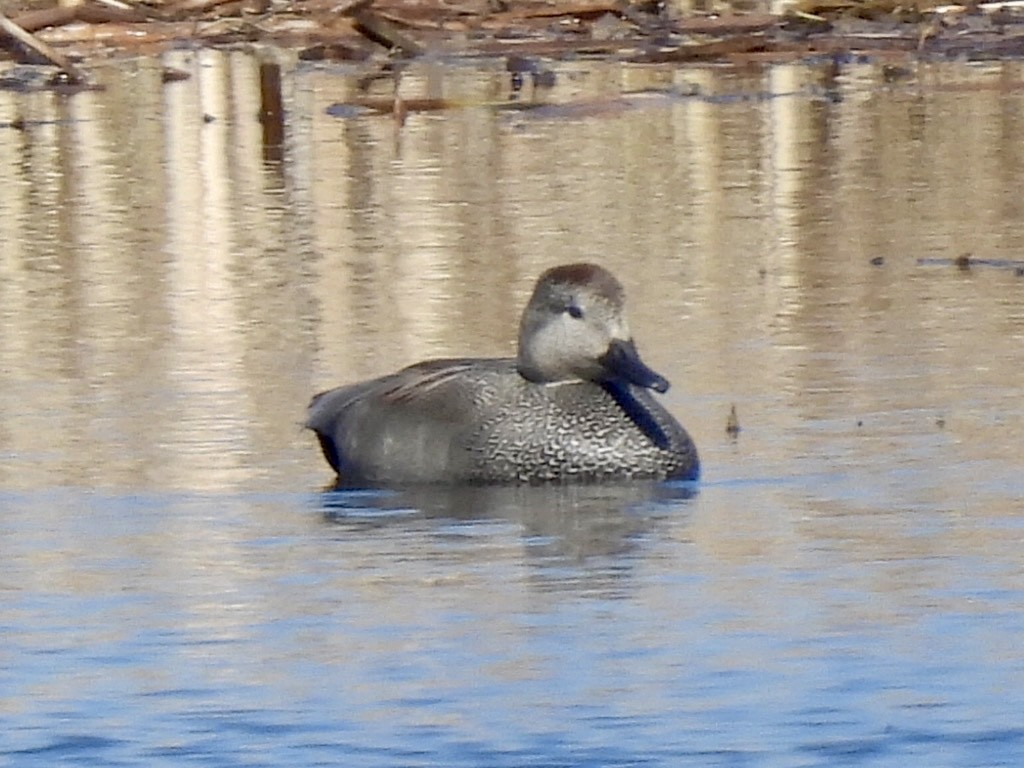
[314, 431, 341, 474]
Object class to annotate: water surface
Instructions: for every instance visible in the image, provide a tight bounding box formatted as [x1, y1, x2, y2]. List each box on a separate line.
[1, 52, 1023, 765]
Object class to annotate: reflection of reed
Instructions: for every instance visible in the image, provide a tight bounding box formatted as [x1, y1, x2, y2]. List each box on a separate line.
[162, 49, 247, 488]
[1, 54, 1023, 494]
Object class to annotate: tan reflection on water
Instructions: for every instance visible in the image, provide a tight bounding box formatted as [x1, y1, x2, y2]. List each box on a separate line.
[1, 54, 1022, 494]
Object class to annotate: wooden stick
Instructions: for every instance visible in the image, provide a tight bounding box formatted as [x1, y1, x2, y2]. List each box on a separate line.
[165, 0, 240, 18]
[12, 4, 149, 33]
[352, 9, 424, 55]
[0, 10, 88, 83]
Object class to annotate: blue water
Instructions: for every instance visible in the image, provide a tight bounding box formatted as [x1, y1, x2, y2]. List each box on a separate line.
[3, 471, 1023, 766]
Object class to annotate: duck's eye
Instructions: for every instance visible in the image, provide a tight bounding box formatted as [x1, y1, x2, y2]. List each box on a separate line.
[565, 305, 584, 319]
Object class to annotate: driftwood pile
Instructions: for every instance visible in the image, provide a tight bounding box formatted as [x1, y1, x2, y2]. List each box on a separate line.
[3, 0, 1024, 86]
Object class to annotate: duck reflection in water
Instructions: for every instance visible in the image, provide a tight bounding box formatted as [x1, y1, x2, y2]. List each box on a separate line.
[319, 481, 698, 584]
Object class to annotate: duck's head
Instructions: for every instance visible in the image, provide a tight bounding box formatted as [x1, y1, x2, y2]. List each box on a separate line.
[516, 263, 669, 393]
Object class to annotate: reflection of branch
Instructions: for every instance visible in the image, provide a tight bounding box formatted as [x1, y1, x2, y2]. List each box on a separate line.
[0, 10, 88, 83]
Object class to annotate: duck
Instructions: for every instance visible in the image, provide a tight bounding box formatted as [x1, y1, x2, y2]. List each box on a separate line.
[306, 263, 699, 486]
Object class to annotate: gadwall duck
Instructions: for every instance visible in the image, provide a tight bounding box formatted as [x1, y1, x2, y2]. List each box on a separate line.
[307, 263, 699, 486]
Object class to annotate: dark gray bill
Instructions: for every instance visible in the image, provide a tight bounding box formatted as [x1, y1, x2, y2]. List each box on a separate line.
[598, 338, 670, 393]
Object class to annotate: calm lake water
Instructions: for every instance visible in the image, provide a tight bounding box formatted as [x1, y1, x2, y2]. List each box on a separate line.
[2, 51, 1023, 765]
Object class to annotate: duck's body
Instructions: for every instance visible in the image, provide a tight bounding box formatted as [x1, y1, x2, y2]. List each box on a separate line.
[307, 263, 700, 486]
[307, 357, 698, 485]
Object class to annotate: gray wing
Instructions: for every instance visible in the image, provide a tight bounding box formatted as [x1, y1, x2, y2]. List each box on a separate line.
[306, 358, 515, 483]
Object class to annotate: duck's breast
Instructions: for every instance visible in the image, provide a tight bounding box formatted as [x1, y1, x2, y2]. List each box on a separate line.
[462, 378, 698, 483]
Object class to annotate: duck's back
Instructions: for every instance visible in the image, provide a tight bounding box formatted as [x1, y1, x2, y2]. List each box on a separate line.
[306, 358, 699, 486]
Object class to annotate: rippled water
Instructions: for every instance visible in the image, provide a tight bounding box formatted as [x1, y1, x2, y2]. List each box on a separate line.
[2, 53, 1023, 765]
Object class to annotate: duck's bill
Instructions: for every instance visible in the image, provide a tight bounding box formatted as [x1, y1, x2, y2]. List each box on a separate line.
[599, 338, 670, 393]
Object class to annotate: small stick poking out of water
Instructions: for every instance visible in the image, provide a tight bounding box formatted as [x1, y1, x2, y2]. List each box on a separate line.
[726, 404, 741, 437]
